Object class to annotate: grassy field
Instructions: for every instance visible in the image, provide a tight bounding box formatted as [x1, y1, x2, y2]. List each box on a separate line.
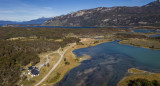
[118, 68, 160, 86]
[40, 44, 80, 86]
[119, 38, 160, 49]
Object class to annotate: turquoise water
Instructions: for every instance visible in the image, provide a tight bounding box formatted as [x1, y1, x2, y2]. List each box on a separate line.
[55, 41, 160, 86]
[106, 41, 160, 67]
[75, 41, 160, 68]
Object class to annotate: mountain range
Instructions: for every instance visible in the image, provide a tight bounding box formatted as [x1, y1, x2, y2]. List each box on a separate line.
[0, 17, 52, 26]
[43, 0, 160, 27]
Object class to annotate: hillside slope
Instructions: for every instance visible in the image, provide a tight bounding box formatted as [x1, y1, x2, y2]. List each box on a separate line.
[43, 1, 160, 26]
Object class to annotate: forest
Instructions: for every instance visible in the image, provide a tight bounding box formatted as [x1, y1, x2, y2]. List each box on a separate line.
[0, 27, 128, 86]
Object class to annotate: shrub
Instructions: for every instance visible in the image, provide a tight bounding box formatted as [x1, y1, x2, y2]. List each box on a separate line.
[127, 79, 160, 86]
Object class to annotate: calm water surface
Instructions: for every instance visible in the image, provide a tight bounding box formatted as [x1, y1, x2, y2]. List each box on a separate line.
[133, 29, 158, 33]
[55, 41, 160, 86]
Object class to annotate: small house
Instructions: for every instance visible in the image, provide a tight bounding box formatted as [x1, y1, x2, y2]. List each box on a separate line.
[28, 66, 39, 77]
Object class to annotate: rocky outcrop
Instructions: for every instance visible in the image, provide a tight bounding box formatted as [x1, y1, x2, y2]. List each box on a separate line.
[43, 1, 160, 26]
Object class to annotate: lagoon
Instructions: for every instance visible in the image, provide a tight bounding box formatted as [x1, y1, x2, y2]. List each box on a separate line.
[133, 29, 158, 33]
[55, 40, 160, 86]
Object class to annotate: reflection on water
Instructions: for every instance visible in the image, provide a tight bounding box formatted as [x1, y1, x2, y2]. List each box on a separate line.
[55, 41, 160, 86]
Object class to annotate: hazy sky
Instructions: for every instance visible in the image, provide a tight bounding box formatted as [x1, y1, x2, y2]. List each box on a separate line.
[0, 0, 155, 21]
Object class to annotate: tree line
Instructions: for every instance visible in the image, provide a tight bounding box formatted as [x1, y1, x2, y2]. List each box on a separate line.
[0, 27, 129, 86]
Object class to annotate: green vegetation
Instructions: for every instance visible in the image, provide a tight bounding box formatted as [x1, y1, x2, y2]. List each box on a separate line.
[116, 32, 160, 49]
[0, 27, 128, 86]
[0, 28, 80, 86]
[64, 58, 70, 65]
[75, 58, 80, 62]
[127, 79, 160, 86]
[119, 38, 160, 49]
[0, 38, 79, 86]
[0, 27, 129, 39]
[65, 61, 70, 65]
[116, 33, 146, 39]
[118, 68, 160, 86]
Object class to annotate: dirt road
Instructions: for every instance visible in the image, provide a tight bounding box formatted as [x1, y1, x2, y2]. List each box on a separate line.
[35, 43, 75, 86]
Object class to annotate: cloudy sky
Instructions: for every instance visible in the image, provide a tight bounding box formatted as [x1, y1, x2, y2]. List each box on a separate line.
[0, 0, 154, 21]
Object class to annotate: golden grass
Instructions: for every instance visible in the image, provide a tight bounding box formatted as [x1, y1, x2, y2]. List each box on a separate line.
[41, 45, 80, 86]
[128, 68, 146, 74]
[7, 36, 38, 41]
[120, 38, 160, 49]
[7, 37, 26, 40]
[40, 38, 112, 86]
[55, 39, 63, 42]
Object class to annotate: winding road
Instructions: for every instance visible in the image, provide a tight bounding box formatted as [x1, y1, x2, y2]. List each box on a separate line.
[35, 43, 75, 86]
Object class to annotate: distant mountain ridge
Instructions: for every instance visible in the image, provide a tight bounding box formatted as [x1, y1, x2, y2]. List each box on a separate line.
[21, 17, 52, 24]
[43, 1, 160, 26]
[0, 17, 52, 25]
[0, 21, 20, 25]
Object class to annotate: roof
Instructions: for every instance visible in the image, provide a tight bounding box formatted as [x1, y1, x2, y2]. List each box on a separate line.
[28, 66, 39, 75]
[31, 69, 39, 75]
[28, 66, 34, 70]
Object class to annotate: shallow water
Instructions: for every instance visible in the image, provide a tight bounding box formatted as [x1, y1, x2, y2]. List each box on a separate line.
[55, 41, 160, 86]
[133, 29, 159, 33]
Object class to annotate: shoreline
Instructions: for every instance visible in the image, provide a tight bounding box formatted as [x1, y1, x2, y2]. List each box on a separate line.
[119, 42, 160, 50]
[21, 38, 159, 86]
[54, 39, 112, 84]
[20, 38, 112, 86]
[39, 38, 112, 86]
[118, 68, 160, 86]
[119, 42, 156, 50]
[119, 39, 160, 50]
